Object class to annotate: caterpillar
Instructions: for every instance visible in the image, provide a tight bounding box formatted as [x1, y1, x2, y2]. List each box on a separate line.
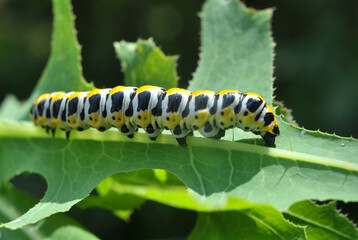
[29, 85, 280, 146]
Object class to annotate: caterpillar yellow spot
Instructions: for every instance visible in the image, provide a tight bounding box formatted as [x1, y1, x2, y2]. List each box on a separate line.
[164, 113, 181, 130]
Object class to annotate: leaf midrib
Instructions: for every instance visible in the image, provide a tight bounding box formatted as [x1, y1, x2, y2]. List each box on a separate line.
[246, 212, 286, 240]
[1, 121, 357, 173]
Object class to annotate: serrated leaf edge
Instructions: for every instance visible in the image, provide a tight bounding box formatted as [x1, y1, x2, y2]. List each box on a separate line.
[283, 201, 357, 240]
[279, 116, 358, 141]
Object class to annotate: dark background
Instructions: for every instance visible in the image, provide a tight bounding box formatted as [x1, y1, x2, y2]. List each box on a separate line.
[1, 0, 358, 239]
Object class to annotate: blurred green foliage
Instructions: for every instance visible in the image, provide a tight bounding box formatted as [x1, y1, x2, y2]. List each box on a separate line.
[1, 0, 357, 138]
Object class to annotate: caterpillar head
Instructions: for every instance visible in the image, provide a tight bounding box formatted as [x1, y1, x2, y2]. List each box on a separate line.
[260, 125, 280, 146]
[253, 111, 280, 146]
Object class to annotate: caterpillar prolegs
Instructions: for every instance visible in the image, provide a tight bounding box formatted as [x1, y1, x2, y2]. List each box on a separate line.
[30, 85, 280, 146]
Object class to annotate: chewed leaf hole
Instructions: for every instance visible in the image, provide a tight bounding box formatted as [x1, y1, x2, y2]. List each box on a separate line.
[10, 172, 48, 200]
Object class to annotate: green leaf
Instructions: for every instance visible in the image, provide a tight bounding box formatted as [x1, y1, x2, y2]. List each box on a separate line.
[1, 0, 358, 232]
[276, 119, 357, 160]
[273, 101, 296, 125]
[77, 193, 145, 212]
[114, 39, 179, 89]
[189, 0, 274, 105]
[188, 207, 306, 240]
[1, 121, 357, 229]
[112, 210, 133, 222]
[80, 171, 254, 212]
[0, 0, 93, 121]
[0, 183, 99, 240]
[186, 0, 274, 144]
[0, 95, 29, 121]
[32, 0, 93, 94]
[283, 201, 358, 240]
[77, 173, 146, 212]
[77, 170, 182, 220]
[48, 225, 99, 240]
[99, 169, 185, 187]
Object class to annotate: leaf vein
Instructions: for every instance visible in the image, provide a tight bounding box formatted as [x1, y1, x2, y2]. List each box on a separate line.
[284, 211, 355, 240]
[188, 146, 206, 196]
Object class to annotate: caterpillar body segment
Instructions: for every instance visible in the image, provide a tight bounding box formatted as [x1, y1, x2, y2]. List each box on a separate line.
[129, 86, 165, 140]
[67, 91, 90, 132]
[30, 85, 280, 146]
[106, 86, 138, 138]
[84, 88, 111, 132]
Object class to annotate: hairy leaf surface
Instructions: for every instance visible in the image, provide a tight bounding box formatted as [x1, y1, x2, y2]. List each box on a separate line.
[283, 201, 358, 240]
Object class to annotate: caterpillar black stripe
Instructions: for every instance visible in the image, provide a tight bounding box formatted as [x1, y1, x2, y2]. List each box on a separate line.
[30, 85, 280, 146]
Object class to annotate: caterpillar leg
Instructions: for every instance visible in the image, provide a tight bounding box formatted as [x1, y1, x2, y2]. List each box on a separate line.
[51, 128, 56, 137]
[212, 128, 226, 139]
[98, 126, 109, 132]
[252, 130, 278, 146]
[261, 132, 277, 146]
[175, 137, 187, 147]
[171, 125, 191, 147]
[77, 127, 85, 131]
[45, 126, 58, 137]
[120, 124, 137, 138]
[199, 122, 220, 138]
[65, 131, 71, 140]
[145, 123, 162, 141]
[171, 125, 191, 138]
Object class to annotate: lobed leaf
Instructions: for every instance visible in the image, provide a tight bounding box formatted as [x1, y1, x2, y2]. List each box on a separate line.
[0, 121, 357, 229]
[0, 183, 98, 240]
[189, 0, 274, 105]
[283, 200, 358, 240]
[0, 0, 93, 121]
[114, 39, 179, 89]
[273, 101, 296, 125]
[188, 207, 306, 240]
[0, 0, 357, 233]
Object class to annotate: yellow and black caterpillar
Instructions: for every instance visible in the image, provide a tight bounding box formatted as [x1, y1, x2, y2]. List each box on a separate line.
[30, 85, 280, 146]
